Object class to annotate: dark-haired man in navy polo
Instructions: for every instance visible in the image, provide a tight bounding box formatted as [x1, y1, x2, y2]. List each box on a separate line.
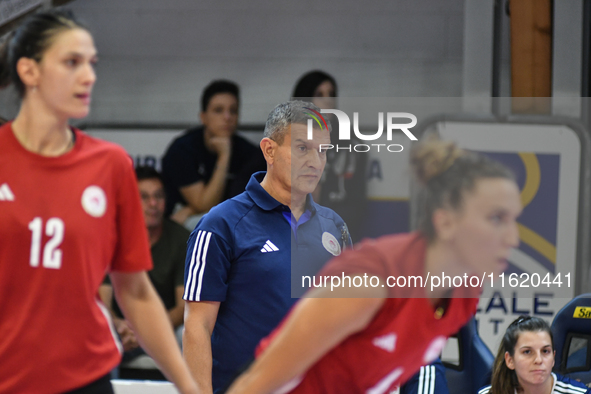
[182, 101, 350, 394]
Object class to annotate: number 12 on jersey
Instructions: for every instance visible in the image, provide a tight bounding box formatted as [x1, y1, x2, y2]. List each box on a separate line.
[28, 217, 65, 269]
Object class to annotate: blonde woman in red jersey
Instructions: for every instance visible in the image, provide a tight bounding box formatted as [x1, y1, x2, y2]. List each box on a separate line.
[227, 138, 522, 394]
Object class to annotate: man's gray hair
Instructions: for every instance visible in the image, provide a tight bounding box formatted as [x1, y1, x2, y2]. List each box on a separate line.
[263, 100, 331, 143]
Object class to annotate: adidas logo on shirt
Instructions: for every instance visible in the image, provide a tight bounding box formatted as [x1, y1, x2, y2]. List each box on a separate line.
[372, 333, 397, 352]
[260, 240, 279, 253]
[0, 183, 14, 201]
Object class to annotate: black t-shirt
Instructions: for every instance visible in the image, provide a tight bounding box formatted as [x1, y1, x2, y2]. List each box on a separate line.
[161, 126, 266, 216]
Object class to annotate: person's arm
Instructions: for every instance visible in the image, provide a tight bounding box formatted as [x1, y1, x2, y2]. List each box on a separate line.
[226, 285, 387, 394]
[179, 137, 231, 215]
[98, 283, 138, 351]
[111, 271, 198, 394]
[183, 300, 221, 394]
[182, 223, 230, 392]
[168, 285, 185, 328]
[170, 205, 197, 225]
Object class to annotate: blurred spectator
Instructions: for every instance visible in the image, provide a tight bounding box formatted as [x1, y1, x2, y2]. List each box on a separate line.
[292, 70, 368, 242]
[162, 80, 265, 227]
[99, 166, 190, 357]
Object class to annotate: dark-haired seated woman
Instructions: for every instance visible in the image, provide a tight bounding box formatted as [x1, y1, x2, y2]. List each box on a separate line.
[478, 316, 590, 394]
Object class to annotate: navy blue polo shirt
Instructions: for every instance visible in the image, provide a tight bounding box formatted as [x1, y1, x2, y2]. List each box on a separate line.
[183, 172, 348, 393]
[289, 197, 352, 298]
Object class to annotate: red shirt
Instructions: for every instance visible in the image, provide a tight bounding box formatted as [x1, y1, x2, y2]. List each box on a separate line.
[0, 123, 152, 393]
[257, 232, 479, 394]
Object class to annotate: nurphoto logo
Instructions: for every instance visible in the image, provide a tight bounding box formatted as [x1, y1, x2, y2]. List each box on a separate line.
[305, 108, 418, 153]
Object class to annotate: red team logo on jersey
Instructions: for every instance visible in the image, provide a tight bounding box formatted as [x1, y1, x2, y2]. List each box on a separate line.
[81, 185, 107, 217]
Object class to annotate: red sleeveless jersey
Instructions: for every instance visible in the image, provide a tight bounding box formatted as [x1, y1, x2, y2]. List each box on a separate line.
[257, 232, 479, 394]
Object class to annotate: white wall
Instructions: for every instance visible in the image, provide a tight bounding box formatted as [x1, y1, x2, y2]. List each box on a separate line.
[0, 0, 465, 124]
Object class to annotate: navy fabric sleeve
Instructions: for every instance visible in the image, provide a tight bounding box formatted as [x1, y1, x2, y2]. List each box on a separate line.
[183, 228, 232, 302]
[555, 374, 591, 394]
[401, 360, 450, 394]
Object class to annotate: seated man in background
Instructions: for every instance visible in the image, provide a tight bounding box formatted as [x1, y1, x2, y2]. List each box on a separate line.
[161, 80, 265, 227]
[100, 166, 190, 357]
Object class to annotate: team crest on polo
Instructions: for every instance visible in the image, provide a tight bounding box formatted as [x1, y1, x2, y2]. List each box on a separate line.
[322, 232, 341, 256]
[81, 185, 107, 217]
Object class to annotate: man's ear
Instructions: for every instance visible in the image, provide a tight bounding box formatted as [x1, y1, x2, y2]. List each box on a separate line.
[16, 57, 40, 90]
[431, 208, 457, 242]
[260, 137, 276, 164]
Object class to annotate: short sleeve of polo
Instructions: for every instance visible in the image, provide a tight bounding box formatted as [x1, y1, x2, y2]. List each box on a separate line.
[183, 229, 231, 302]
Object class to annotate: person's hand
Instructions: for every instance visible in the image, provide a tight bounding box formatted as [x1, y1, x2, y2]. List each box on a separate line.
[113, 317, 139, 351]
[170, 205, 194, 225]
[206, 136, 232, 157]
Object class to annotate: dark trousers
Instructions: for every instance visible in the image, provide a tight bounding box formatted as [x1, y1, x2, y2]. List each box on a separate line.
[219, 358, 254, 394]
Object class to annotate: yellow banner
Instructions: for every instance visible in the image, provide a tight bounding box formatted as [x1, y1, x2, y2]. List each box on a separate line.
[573, 307, 591, 319]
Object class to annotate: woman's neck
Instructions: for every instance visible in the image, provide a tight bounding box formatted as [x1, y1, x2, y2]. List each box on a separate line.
[423, 239, 467, 299]
[12, 99, 72, 157]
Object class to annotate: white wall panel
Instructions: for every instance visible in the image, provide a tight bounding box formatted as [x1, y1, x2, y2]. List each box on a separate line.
[0, 0, 465, 123]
